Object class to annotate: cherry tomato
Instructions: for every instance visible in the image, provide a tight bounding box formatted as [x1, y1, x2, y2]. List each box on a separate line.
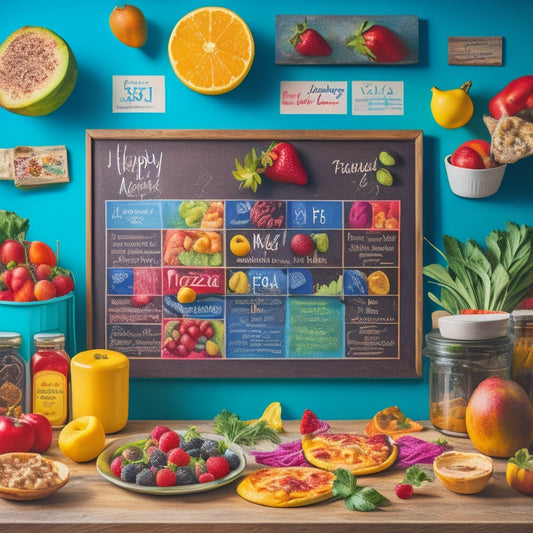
[0, 239, 26, 266]
[395, 483, 414, 499]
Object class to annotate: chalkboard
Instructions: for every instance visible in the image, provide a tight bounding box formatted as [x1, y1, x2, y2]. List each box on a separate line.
[86, 130, 423, 378]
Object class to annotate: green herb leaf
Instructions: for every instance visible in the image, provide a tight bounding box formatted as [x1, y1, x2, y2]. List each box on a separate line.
[344, 487, 390, 512]
[333, 469, 390, 512]
[213, 409, 280, 445]
[402, 465, 433, 487]
[332, 468, 357, 499]
[0, 210, 30, 244]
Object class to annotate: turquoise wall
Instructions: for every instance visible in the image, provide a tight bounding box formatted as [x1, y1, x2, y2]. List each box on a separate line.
[2, 1, 532, 421]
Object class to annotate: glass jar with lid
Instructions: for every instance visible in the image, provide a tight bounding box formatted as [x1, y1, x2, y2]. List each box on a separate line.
[31, 332, 70, 426]
[0, 331, 27, 416]
[511, 310, 533, 405]
[424, 330, 513, 437]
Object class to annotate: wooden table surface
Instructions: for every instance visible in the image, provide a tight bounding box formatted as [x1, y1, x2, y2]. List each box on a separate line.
[3, 420, 532, 533]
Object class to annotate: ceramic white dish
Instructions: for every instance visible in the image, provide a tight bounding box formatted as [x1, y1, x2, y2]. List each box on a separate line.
[445, 155, 506, 198]
[438, 313, 510, 340]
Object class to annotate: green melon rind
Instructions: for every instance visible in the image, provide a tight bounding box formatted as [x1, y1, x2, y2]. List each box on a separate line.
[0, 26, 78, 116]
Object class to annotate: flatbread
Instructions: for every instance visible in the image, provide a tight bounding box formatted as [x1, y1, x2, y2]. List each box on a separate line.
[302, 433, 397, 475]
[236, 466, 335, 507]
[487, 114, 533, 164]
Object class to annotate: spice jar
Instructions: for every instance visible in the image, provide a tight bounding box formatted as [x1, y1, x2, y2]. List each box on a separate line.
[0, 332, 27, 416]
[511, 310, 533, 405]
[31, 332, 70, 427]
[70, 349, 129, 434]
[424, 331, 513, 437]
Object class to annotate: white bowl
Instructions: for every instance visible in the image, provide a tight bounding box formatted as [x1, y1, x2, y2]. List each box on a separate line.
[445, 155, 506, 198]
[438, 313, 510, 340]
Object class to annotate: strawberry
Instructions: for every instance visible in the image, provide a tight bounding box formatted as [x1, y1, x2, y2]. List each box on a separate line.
[158, 430, 180, 452]
[300, 409, 320, 435]
[151, 425, 171, 441]
[205, 456, 230, 479]
[168, 447, 191, 467]
[290, 233, 316, 256]
[289, 18, 332, 57]
[198, 472, 216, 483]
[156, 468, 177, 487]
[347, 21, 408, 63]
[233, 141, 308, 192]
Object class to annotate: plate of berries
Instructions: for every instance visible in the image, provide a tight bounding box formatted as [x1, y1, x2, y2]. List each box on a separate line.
[96, 425, 246, 495]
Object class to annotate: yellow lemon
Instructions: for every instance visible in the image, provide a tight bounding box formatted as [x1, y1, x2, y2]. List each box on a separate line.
[230, 234, 251, 256]
[177, 286, 197, 303]
[58, 416, 106, 462]
[430, 81, 474, 129]
[168, 7, 255, 95]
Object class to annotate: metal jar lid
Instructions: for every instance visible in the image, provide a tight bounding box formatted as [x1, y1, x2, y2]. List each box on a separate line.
[0, 331, 22, 349]
[34, 332, 66, 349]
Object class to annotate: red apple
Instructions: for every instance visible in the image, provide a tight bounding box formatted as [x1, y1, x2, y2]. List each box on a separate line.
[450, 139, 497, 169]
[21, 413, 53, 453]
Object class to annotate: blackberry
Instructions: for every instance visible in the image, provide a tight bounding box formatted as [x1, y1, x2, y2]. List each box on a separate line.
[150, 448, 168, 468]
[121, 462, 144, 483]
[175, 466, 197, 485]
[187, 447, 202, 458]
[136, 468, 156, 486]
[200, 439, 220, 460]
[224, 449, 241, 471]
[181, 437, 204, 452]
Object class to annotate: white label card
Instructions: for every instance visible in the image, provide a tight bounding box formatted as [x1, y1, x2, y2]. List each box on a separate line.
[280, 81, 347, 114]
[352, 81, 404, 115]
[112, 76, 165, 113]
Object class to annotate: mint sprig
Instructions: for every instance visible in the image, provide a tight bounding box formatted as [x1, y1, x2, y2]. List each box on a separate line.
[332, 469, 390, 512]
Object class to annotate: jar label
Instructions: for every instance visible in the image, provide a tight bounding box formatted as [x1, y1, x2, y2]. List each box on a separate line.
[33, 370, 67, 426]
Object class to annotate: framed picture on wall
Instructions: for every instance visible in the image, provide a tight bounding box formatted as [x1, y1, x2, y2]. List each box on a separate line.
[86, 129, 423, 378]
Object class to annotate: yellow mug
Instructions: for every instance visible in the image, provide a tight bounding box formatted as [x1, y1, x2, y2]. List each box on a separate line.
[71, 349, 129, 433]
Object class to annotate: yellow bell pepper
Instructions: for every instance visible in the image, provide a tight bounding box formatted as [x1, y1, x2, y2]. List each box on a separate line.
[245, 401, 284, 432]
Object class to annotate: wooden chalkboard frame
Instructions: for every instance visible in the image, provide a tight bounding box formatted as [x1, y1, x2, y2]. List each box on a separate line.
[86, 129, 423, 378]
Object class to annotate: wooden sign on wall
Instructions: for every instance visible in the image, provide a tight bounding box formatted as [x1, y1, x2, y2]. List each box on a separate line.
[448, 37, 503, 66]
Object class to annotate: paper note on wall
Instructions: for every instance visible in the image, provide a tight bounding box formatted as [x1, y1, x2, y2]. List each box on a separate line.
[280, 81, 347, 114]
[352, 81, 404, 116]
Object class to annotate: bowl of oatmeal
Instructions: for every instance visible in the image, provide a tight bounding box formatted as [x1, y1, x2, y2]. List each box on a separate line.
[0, 452, 70, 501]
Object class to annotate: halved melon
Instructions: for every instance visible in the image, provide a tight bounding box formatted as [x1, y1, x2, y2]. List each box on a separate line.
[0, 26, 77, 116]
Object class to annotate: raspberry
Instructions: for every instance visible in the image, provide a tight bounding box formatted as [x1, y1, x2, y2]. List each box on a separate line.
[156, 468, 177, 487]
[206, 456, 230, 479]
[168, 447, 191, 467]
[395, 483, 414, 499]
[158, 431, 180, 453]
[151, 425, 171, 441]
[300, 409, 320, 434]
[198, 472, 216, 483]
[110, 456, 124, 477]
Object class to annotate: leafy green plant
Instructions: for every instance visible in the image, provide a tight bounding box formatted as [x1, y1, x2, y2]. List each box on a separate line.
[423, 221, 533, 314]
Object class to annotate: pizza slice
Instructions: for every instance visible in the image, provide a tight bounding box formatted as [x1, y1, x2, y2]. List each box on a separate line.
[302, 433, 397, 475]
[236, 466, 335, 507]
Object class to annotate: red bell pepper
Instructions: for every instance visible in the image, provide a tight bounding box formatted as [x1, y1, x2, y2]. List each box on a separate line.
[489, 75, 533, 119]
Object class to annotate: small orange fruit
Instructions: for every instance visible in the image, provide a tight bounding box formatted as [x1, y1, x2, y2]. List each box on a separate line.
[109, 4, 148, 48]
[28, 241, 57, 267]
[168, 7, 255, 95]
[34, 279, 57, 301]
[367, 270, 391, 295]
